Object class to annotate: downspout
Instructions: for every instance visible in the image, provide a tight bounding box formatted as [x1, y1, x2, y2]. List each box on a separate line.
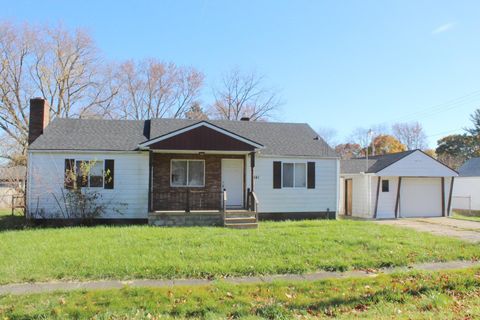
[148, 150, 153, 213]
[335, 158, 340, 219]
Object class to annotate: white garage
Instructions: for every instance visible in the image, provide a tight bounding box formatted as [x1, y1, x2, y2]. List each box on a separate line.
[339, 150, 458, 219]
[452, 158, 480, 211]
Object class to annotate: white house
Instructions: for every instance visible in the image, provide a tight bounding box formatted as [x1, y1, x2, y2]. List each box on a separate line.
[26, 98, 339, 227]
[452, 157, 480, 211]
[339, 150, 458, 219]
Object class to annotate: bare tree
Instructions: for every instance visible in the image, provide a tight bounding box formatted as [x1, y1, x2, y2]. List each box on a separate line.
[114, 59, 203, 120]
[392, 122, 427, 150]
[335, 143, 362, 159]
[348, 125, 389, 156]
[185, 102, 208, 120]
[317, 127, 338, 146]
[0, 22, 35, 160]
[210, 69, 282, 121]
[349, 128, 373, 151]
[0, 22, 118, 162]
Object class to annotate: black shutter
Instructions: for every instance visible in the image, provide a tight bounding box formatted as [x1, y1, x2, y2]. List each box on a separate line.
[64, 159, 75, 189]
[273, 161, 282, 189]
[307, 162, 315, 189]
[104, 159, 115, 189]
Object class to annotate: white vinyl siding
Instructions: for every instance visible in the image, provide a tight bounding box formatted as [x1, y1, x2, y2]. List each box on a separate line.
[453, 177, 480, 211]
[339, 174, 372, 218]
[373, 176, 398, 219]
[253, 156, 338, 213]
[27, 152, 149, 219]
[377, 151, 457, 177]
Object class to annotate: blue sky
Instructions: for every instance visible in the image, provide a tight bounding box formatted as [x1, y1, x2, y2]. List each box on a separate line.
[2, 0, 480, 147]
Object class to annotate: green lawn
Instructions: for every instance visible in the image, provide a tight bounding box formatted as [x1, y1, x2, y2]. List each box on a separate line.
[0, 208, 25, 231]
[453, 210, 480, 222]
[1, 268, 479, 319]
[0, 219, 479, 285]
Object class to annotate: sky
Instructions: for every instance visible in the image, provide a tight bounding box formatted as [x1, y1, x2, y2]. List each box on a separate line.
[2, 0, 480, 148]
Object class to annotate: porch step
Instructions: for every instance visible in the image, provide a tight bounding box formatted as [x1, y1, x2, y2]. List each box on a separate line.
[225, 211, 255, 216]
[224, 217, 257, 224]
[224, 222, 258, 229]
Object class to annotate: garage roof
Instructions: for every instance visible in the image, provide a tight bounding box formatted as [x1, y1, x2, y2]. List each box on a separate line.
[341, 150, 457, 177]
[458, 157, 480, 177]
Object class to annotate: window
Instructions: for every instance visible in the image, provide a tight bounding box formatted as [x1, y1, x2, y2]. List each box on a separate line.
[382, 179, 389, 192]
[171, 160, 205, 187]
[282, 162, 306, 188]
[75, 160, 104, 188]
[65, 159, 114, 190]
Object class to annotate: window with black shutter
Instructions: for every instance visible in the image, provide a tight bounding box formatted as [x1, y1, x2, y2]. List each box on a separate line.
[273, 161, 282, 189]
[64, 159, 75, 189]
[104, 159, 115, 189]
[307, 162, 315, 189]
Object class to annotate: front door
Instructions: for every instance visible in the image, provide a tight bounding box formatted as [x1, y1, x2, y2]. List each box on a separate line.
[345, 179, 353, 216]
[221, 159, 244, 208]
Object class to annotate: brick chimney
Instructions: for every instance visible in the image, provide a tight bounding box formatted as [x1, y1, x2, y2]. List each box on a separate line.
[28, 98, 50, 145]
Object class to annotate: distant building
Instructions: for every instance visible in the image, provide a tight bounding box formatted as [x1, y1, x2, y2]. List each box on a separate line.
[0, 166, 26, 209]
[452, 157, 480, 211]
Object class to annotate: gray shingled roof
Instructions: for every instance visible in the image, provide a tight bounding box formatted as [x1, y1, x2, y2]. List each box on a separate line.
[29, 118, 337, 157]
[340, 150, 416, 174]
[458, 157, 480, 177]
[340, 159, 378, 174]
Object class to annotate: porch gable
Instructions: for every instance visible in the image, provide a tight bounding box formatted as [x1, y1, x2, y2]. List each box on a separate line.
[139, 121, 263, 151]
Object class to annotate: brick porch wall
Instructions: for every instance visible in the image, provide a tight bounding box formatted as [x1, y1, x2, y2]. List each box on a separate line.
[151, 153, 244, 211]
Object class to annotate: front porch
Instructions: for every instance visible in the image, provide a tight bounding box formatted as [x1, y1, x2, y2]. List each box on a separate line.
[147, 152, 259, 228]
[140, 120, 263, 228]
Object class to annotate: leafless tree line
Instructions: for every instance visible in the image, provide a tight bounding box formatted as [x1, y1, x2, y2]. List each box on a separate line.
[0, 22, 282, 164]
[321, 121, 429, 159]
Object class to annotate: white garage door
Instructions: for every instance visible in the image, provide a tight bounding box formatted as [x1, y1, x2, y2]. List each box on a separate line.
[400, 178, 442, 217]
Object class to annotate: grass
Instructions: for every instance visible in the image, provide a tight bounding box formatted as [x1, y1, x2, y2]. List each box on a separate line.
[0, 219, 479, 285]
[0, 208, 25, 232]
[452, 210, 480, 222]
[1, 268, 480, 319]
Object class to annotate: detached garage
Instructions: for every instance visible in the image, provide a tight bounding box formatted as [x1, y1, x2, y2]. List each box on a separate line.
[339, 150, 458, 219]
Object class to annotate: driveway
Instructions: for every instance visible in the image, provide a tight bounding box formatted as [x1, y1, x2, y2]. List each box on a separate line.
[375, 217, 480, 243]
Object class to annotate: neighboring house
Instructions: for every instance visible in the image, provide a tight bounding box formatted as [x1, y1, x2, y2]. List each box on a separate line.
[0, 166, 26, 209]
[452, 157, 480, 211]
[26, 98, 339, 227]
[339, 150, 458, 219]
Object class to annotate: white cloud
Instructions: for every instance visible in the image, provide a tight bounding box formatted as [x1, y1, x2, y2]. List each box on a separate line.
[432, 22, 455, 35]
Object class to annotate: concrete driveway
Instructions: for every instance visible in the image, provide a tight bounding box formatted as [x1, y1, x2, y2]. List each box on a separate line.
[375, 218, 480, 243]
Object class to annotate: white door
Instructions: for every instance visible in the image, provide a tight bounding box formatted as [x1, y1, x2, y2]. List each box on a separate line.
[221, 159, 244, 208]
[400, 178, 442, 217]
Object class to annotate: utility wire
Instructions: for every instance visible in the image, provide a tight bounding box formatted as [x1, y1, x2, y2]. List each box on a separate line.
[384, 89, 480, 124]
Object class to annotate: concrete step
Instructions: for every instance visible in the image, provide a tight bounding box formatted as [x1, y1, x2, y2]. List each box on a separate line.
[224, 222, 258, 229]
[224, 217, 257, 224]
[225, 211, 255, 216]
